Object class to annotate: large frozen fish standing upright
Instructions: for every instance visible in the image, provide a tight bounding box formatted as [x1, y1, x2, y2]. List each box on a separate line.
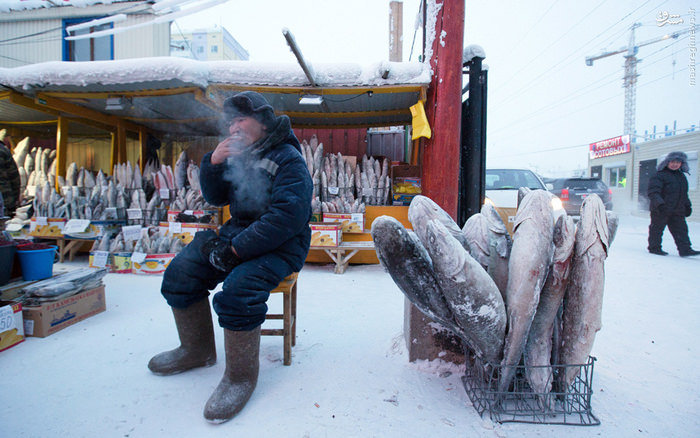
[559, 194, 609, 390]
[423, 219, 506, 363]
[408, 195, 470, 251]
[524, 214, 576, 399]
[481, 203, 512, 299]
[461, 213, 490, 269]
[498, 190, 554, 393]
[371, 216, 459, 336]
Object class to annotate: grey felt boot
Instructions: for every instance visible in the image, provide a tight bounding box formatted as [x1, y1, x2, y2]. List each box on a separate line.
[148, 299, 216, 376]
[203, 326, 261, 423]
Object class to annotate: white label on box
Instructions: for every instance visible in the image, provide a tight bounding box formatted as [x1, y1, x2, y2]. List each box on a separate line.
[64, 219, 90, 234]
[0, 305, 16, 331]
[93, 250, 109, 267]
[160, 188, 170, 200]
[184, 210, 193, 215]
[131, 251, 147, 264]
[23, 319, 34, 336]
[351, 213, 363, 222]
[127, 208, 142, 219]
[169, 222, 182, 234]
[328, 186, 339, 195]
[36, 216, 48, 225]
[122, 225, 142, 242]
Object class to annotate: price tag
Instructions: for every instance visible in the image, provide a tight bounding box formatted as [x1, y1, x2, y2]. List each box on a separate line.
[184, 210, 193, 215]
[36, 216, 48, 225]
[92, 250, 109, 268]
[131, 251, 147, 264]
[64, 219, 90, 234]
[169, 222, 182, 234]
[328, 186, 339, 195]
[159, 188, 170, 200]
[351, 213, 363, 222]
[121, 225, 142, 242]
[127, 208, 142, 219]
[0, 305, 16, 332]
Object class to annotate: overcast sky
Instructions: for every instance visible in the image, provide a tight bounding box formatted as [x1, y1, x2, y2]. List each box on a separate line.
[175, 0, 699, 176]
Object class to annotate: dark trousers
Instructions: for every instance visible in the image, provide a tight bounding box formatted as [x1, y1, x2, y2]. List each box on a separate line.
[161, 231, 294, 331]
[648, 211, 692, 253]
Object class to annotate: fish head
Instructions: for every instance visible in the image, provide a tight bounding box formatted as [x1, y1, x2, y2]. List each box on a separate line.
[481, 202, 508, 235]
[577, 194, 609, 254]
[425, 219, 467, 277]
[517, 187, 532, 208]
[513, 190, 554, 233]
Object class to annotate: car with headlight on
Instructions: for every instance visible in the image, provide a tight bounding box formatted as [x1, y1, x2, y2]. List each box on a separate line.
[484, 168, 564, 234]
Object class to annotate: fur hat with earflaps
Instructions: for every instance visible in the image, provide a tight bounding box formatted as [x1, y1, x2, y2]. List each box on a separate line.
[657, 151, 689, 172]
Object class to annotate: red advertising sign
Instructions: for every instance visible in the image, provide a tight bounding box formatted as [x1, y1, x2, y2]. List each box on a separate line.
[589, 135, 630, 159]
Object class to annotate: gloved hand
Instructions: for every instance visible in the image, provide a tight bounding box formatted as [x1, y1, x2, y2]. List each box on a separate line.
[656, 203, 667, 215]
[686, 205, 693, 217]
[200, 235, 242, 272]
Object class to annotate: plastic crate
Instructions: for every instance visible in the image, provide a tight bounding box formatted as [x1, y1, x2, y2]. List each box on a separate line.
[462, 353, 600, 426]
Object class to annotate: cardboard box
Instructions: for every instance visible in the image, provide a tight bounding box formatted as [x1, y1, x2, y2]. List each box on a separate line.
[0, 301, 25, 352]
[167, 209, 220, 225]
[309, 222, 342, 247]
[28, 217, 67, 237]
[322, 213, 365, 233]
[158, 222, 218, 245]
[391, 165, 421, 206]
[132, 253, 176, 275]
[109, 251, 132, 274]
[22, 285, 106, 338]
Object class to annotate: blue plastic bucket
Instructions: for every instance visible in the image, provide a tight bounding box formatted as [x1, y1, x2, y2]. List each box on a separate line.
[17, 245, 57, 281]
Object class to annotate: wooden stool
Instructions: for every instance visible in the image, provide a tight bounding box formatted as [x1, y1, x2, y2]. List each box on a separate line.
[262, 272, 298, 365]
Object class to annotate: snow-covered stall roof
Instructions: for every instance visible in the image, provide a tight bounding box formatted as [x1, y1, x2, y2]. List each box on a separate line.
[0, 57, 431, 136]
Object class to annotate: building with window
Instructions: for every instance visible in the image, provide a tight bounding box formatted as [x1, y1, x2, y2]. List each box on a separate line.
[170, 26, 248, 61]
[588, 130, 700, 221]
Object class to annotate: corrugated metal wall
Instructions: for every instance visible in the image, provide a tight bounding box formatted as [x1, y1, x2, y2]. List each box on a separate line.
[0, 5, 169, 67]
[293, 128, 368, 159]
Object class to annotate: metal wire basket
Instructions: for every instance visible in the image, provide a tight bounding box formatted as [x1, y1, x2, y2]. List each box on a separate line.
[462, 352, 600, 426]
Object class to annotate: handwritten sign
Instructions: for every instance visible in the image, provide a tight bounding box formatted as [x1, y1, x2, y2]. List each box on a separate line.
[127, 208, 142, 219]
[328, 186, 339, 195]
[131, 252, 147, 264]
[0, 305, 16, 332]
[169, 222, 182, 234]
[92, 250, 109, 268]
[121, 225, 142, 242]
[63, 219, 90, 234]
[159, 188, 170, 200]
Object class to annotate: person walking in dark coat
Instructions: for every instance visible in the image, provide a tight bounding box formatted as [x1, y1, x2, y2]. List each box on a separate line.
[0, 135, 21, 218]
[647, 151, 699, 257]
[148, 91, 313, 423]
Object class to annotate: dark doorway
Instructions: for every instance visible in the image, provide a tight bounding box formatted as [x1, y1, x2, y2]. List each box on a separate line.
[638, 159, 657, 210]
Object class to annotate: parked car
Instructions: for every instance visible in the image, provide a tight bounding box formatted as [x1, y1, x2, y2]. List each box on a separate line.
[484, 168, 564, 234]
[549, 177, 613, 215]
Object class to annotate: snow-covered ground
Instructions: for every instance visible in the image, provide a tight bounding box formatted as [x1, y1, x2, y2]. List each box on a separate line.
[1, 213, 699, 437]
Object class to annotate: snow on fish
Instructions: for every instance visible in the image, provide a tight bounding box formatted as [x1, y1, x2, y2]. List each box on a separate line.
[499, 189, 554, 393]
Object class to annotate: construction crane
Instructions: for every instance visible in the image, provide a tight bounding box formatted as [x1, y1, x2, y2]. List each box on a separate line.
[585, 23, 690, 139]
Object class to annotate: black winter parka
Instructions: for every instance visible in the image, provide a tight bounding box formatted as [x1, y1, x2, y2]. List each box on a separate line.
[647, 168, 691, 216]
[199, 116, 312, 270]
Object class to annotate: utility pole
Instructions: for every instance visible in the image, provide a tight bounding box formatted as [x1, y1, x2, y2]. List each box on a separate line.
[585, 23, 690, 139]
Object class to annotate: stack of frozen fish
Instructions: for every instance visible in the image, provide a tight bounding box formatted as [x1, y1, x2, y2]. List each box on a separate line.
[90, 227, 184, 255]
[372, 191, 618, 401]
[300, 134, 393, 217]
